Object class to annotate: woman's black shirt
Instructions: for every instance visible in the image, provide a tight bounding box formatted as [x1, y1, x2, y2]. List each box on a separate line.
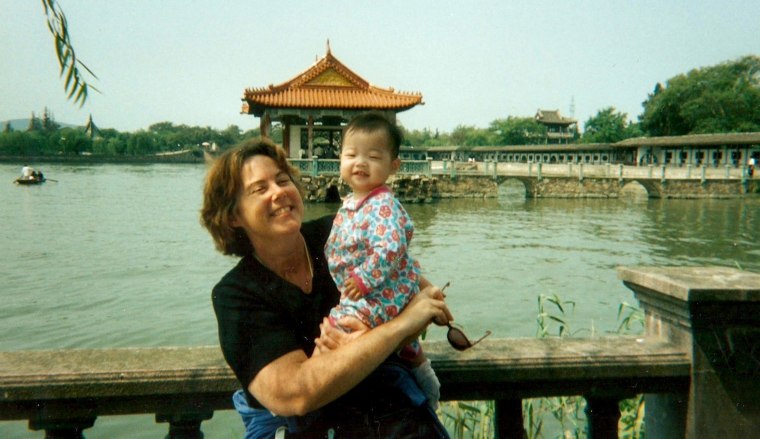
[211, 215, 339, 408]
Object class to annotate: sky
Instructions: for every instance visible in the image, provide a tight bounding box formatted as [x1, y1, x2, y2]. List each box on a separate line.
[2, 0, 759, 134]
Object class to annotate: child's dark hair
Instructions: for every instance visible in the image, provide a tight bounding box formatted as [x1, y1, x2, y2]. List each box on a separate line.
[343, 112, 403, 158]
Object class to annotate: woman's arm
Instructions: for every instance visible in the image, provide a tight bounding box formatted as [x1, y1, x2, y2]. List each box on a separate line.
[250, 284, 451, 416]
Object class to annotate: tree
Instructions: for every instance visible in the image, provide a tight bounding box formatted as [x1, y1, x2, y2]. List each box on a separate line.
[639, 56, 760, 135]
[218, 124, 242, 147]
[127, 131, 157, 155]
[401, 127, 448, 147]
[450, 125, 490, 146]
[581, 107, 642, 143]
[48, 128, 92, 155]
[488, 117, 546, 145]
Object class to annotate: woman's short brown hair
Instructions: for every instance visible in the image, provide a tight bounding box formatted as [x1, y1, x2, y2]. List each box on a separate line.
[200, 138, 303, 257]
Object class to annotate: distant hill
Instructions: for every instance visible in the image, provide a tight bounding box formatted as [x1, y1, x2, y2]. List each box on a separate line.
[2, 118, 81, 131]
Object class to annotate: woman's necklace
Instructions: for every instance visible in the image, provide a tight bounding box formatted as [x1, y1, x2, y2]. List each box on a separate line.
[255, 236, 313, 293]
[299, 237, 314, 293]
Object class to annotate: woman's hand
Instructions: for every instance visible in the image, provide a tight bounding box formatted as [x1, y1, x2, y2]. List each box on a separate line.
[313, 317, 370, 355]
[397, 284, 453, 337]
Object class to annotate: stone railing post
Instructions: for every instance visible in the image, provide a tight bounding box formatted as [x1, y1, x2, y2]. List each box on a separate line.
[585, 397, 622, 439]
[536, 162, 542, 181]
[311, 156, 319, 177]
[578, 163, 584, 182]
[618, 266, 760, 438]
[426, 157, 433, 177]
[157, 412, 214, 439]
[618, 164, 624, 182]
[29, 417, 96, 439]
[494, 399, 524, 439]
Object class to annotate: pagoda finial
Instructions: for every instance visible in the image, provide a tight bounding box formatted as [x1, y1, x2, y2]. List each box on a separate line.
[326, 39, 331, 55]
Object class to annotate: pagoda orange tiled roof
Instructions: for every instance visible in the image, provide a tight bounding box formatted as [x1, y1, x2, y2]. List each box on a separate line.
[242, 47, 423, 114]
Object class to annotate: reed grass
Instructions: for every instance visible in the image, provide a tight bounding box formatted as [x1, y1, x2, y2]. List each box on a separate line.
[439, 294, 647, 439]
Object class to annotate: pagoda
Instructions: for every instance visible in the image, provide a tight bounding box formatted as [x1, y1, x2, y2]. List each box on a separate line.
[535, 109, 577, 144]
[241, 42, 423, 157]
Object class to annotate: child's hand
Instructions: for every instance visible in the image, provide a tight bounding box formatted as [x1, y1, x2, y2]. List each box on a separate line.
[313, 317, 369, 355]
[344, 278, 363, 300]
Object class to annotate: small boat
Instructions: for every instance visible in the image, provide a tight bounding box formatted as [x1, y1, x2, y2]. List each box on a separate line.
[14, 176, 46, 185]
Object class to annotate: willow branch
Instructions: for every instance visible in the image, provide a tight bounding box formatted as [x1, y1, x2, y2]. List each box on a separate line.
[42, 0, 99, 107]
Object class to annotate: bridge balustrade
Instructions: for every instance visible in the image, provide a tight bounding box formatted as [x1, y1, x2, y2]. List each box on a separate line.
[2, 266, 758, 438]
[290, 158, 432, 177]
[293, 158, 751, 181]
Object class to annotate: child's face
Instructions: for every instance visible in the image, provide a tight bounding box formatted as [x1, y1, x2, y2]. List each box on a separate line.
[340, 129, 400, 198]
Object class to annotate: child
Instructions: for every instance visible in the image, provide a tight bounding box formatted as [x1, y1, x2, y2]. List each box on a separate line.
[324, 112, 441, 408]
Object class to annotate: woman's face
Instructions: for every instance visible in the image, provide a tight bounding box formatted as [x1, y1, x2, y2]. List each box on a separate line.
[232, 155, 304, 244]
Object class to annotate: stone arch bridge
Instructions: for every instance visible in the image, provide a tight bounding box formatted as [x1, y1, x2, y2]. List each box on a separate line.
[293, 159, 759, 201]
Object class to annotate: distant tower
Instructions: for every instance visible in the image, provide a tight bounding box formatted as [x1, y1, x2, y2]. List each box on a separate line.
[84, 114, 99, 139]
[41, 107, 58, 132]
[27, 112, 40, 131]
[569, 96, 575, 119]
[535, 109, 577, 144]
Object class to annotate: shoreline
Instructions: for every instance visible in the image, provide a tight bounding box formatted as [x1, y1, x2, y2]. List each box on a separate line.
[0, 154, 206, 165]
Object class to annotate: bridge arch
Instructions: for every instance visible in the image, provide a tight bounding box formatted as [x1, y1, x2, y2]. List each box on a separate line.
[618, 179, 651, 198]
[495, 176, 533, 198]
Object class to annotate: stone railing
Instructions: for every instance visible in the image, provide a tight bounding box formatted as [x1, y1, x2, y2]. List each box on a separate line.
[1, 266, 758, 438]
[290, 158, 432, 177]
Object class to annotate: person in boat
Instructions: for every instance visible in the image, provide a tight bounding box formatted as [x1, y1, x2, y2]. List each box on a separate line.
[32, 170, 44, 181]
[200, 138, 452, 438]
[21, 165, 34, 180]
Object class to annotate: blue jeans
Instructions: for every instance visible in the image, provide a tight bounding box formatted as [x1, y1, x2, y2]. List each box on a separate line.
[232, 390, 285, 439]
[232, 362, 443, 438]
[233, 390, 323, 439]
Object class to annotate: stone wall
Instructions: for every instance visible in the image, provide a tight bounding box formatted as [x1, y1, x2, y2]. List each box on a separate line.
[300, 174, 442, 203]
[428, 175, 499, 199]
[299, 174, 758, 202]
[529, 177, 757, 198]
[299, 175, 497, 203]
[530, 177, 621, 198]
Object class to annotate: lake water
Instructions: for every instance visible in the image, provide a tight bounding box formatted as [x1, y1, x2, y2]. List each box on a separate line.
[2, 162, 759, 438]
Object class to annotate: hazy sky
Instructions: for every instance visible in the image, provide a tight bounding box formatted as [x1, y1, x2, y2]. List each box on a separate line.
[2, 0, 758, 134]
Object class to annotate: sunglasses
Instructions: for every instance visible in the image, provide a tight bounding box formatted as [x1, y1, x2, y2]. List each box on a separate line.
[440, 282, 492, 351]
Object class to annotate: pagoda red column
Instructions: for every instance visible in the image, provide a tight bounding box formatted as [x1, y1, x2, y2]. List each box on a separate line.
[260, 113, 271, 139]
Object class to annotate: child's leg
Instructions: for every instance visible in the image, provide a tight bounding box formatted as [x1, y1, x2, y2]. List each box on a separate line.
[404, 345, 441, 410]
[412, 353, 440, 410]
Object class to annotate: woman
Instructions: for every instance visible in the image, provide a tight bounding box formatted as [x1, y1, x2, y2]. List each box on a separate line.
[201, 138, 452, 438]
